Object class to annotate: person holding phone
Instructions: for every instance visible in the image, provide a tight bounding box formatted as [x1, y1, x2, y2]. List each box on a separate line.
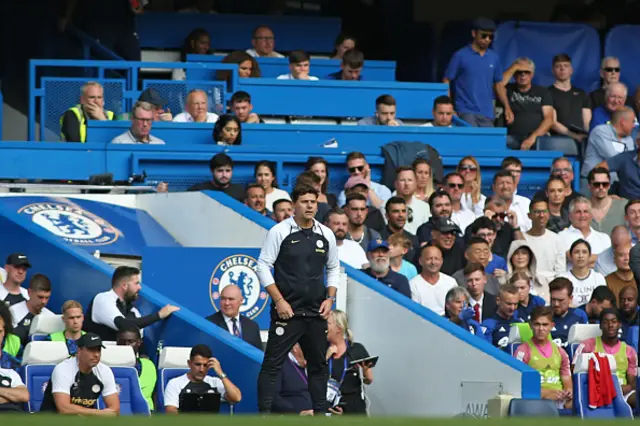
[325, 310, 373, 415]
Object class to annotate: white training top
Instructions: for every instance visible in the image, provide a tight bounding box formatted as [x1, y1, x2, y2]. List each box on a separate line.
[0, 367, 25, 388]
[164, 373, 226, 408]
[51, 356, 118, 397]
[91, 289, 141, 331]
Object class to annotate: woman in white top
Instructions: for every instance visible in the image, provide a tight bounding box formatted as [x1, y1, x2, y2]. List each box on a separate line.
[413, 158, 435, 203]
[254, 161, 290, 212]
[172, 28, 212, 81]
[559, 239, 606, 308]
[457, 156, 486, 217]
[305, 157, 337, 207]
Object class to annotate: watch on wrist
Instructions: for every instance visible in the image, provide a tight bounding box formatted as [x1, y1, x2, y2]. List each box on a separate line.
[513, 226, 521, 231]
[328, 296, 336, 302]
[219, 372, 228, 379]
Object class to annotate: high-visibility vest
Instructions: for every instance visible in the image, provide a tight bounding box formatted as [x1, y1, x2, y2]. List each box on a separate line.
[60, 105, 114, 142]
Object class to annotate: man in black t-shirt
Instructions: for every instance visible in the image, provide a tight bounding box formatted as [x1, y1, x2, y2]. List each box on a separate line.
[187, 153, 245, 201]
[502, 58, 554, 150]
[10, 273, 53, 346]
[0, 253, 31, 307]
[548, 54, 591, 143]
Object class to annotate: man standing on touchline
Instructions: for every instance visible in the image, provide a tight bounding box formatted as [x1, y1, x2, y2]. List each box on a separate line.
[256, 184, 340, 414]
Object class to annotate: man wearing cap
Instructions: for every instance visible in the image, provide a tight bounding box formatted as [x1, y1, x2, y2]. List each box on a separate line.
[431, 217, 466, 275]
[443, 18, 512, 128]
[40, 333, 120, 415]
[337, 152, 392, 209]
[187, 153, 246, 201]
[344, 193, 383, 252]
[10, 273, 54, 347]
[138, 88, 173, 122]
[0, 254, 30, 307]
[362, 239, 411, 298]
[111, 101, 166, 145]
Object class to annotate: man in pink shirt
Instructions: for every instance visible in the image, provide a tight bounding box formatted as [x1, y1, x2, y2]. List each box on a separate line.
[574, 308, 638, 408]
[515, 306, 573, 408]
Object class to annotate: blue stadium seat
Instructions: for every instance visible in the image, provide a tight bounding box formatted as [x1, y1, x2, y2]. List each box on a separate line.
[21, 341, 71, 412]
[508, 398, 559, 417]
[24, 364, 54, 412]
[30, 335, 49, 342]
[604, 25, 640, 92]
[536, 136, 579, 157]
[110, 366, 150, 415]
[493, 22, 601, 91]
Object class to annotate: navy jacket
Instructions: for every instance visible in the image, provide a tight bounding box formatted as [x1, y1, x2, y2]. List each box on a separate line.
[206, 312, 263, 350]
[272, 357, 312, 413]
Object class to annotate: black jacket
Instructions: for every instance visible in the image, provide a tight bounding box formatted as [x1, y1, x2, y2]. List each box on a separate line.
[272, 358, 312, 413]
[206, 311, 263, 350]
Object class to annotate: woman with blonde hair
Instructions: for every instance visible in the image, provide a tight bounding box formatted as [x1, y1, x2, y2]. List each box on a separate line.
[412, 158, 435, 202]
[457, 156, 485, 217]
[326, 310, 373, 415]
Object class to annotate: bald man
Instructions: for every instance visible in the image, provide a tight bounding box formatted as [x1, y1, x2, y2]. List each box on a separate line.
[606, 241, 636, 305]
[206, 285, 263, 350]
[173, 90, 220, 123]
[597, 225, 632, 276]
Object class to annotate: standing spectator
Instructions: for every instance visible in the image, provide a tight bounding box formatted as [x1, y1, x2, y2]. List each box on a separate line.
[545, 177, 571, 233]
[483, 196, 525, 258]
[453, 237, 500, 294]
[362, 240, 411, 298]
[577, 286, 617, 324]
[305, 157, 337, 208]
[247, 26, 284, 58]
[379, 197, 419, 263]
[84, 266, 179, 341]
[272, 344, 312, 415]
[326, 49, 364, 81]
[392, 167, 431, 235]
[492, 169, 531, 232]
[205, 285, 262, 350]
[464, 263, 498, 321]
[254, 161, 290, 212]
[590, 83, 630, 131]
[0, 254, 30, 306]
[60, 82, 115, 142]
[409, 246, 457, 315]
[188, 153, 245, 201]
[524, 198, 566, 280]
[548, 53, 591, 142]
[212, 114, 242, 146]
[388, 233, 418, 281]
[325, 208, 368, 269]
[331, 34, 357, 60]
[337, 152, 392, 209]
[443, 18, 512, 127]
[511, 272, 546, 321]
[605, 242, 636, 305]
[116, 327, 157, 410]
[444, 287, 483, 335]
[589, 168, 627, 235]
[345, 193, 382, 252]
[173, 90, 219, 123]
[272, 199, 293, 223]
[558, 197, 612, 261]
[506, 241, 551, 303]
[10, 274, 53, 346]
[596, 225, 632, 277]
[245, 184, 268, 216]
[220, 51, 262, 80]
[457, 156, 486, 216]
[558, 240, 607, 307]
[277, 51, 319, 80]
[231, 91, 262, 124]
[425, 96, 454, 127]
[430, 218, 465, 275]
[481, 285, 523, 350]
[111, 102, 166, 145]
[172, 28, 212, 81]
[548, 278, 588, 348]
[357, 95, 403, 126]
[443, 173, 476, 233]
[49, 300, 85, 356]
[590, 57, 633, 110]
[413, 158, 435, 202]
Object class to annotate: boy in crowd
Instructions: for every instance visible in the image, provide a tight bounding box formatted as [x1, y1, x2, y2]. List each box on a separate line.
[388, 233, 418, 281]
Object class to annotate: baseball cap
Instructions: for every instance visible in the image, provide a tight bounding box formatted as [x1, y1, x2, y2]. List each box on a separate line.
[367, 239, 389, 252]
[6, 253, 31, 268]
[77, 333, 106, 349]
[433, 217, 461, 234]
[472, 18, 496, 32]
[344, 176, 370, 190]
[138, 88, 167, 108]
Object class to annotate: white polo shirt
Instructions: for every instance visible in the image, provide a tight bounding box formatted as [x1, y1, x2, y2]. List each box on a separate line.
[557, 226, 612, 257]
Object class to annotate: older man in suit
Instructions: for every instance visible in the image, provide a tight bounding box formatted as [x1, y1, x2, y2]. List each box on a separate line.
[206, 285, 263, 350]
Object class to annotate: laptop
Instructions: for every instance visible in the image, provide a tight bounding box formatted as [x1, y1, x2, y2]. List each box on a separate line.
[179, 392, 222, 413]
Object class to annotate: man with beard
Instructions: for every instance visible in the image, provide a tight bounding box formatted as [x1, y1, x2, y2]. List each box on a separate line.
[325, 208, 368, 269]
[492, 170, 531, 232]
[344, 193, 382, 252]
[618, 286, 640, 345]
[188, 153, 245, 201]
[10, 274, 54, 346]
[84, 266, 180, 341]
[417, 190, 459, 245]
[362, 240, 411, 298]
[379, 197, 419, 264]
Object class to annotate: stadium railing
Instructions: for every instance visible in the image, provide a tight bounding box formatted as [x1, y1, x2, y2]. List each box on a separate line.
[66, 25, 125, 61]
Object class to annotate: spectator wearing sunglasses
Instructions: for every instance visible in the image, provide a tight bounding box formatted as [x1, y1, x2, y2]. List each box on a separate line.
[337, 152, 392, 209]
[457, 156, 486, 217]
[590, 82, 635, 131]
[590, 57, 634, 111]
[443, 173, 476, 234]
[391, 167, 431, 235]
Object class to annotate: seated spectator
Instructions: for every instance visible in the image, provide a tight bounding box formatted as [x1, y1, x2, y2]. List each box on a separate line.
[84, 266, 179, 341]
[548, 277, 588, 348]
[606, 241, 636, 304]
[511, 271, 546, 321]
[111, 101, 166, 145]
[524, 198, 566, 280]
[0, 253, 30, 306]
[0, 304, 20, 369]
[469, 217, 507, 277]
[493, 169, 531, 232]
[245, 184, 268, 216]
[457, 156, 486, 216]
[305, 157, 337, 208]
[515, 307, 573, 409]
[326, 48, 364, 81]
[545, 177, 570, 233]
[164, 344, 242, 413]
[533, 157, 580, 212]
[337, 152, 392, 209]
[430, 217, 465, 275]
[583, 108, 636, 183]
[60, 81, 115, 142]
[296, 171, 330, 222]
[325, 208, 368, 269]
[173, 89, 219, 123]
[464, 263, 498, 321]
[413, 158, 435, 202]
[589, 169, 627, 236]
[507, 241, 550, 303]
[590, 82, 631, 131]
[574, 308, 637, 408]
[548, 53, 591, 142]
[453, 237, 500, 295]
[558, 198, 611, 265]
[49, 300, 85, 356]
[482, 196, 525, 258]
[0, 362, 29, 412]
[344, 181, 386, 233]
[40, 333, 120, 415]
[379, 197, 419, 262]
[331, 33, 357, 60]
[188, 153, 245, 201]
[599, 136, 640, 200]
[272, 344, 312, 415]
[424, 95, 454, 128]
[172, 28, 212, 81]
[502, 57, 553, 150]
[254, 161, 290, 212]
[444, 173, 476, 233]
[138, 88, 172, 122]
[212, 114, 241, 146]
[219, 51, 262, 81]
[410, 246, 456, 314]
[362, 239, 411, 298]
[357, 95, 403, 126]
[558, 239, 606, 306]
[481, 284, 523, 350]
[344, 193, 382, 252]
[577, 286, 616, 324]
[444, 287, 482, 334]
[10, 273, 53, 347]
[619, 286, 640, 345]
[501, 157, 529, 204]
[590, 57, 633, 110]
[231, 91, 261, 124]
[277, 51, 318, 80]
[246, 26, 284, 58]
[272, 199, 293, 223]
[388, 232, 418, 281]
[392, 166, 431, 235]
[205, 285, 262, 350]
[116, 327, 156, 410]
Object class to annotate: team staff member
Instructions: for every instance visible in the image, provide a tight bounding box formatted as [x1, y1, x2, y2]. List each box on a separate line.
[0, 364, 29, 412]
[116, 327, 157, 410]
[84, 266, 179, 341]
[10, 273, 53, 346]
[0, 306, 20, 369]
[206, 285, 263, 350]
[40, 333, 120, 415]
[49, 300, 85, 356]
[0, 253, 31, 306]
[256, 184, 340, 414]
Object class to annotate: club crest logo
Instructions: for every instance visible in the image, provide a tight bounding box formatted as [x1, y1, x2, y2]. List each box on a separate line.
[210, 255, 269, 319]
[18, 202, 120, 246]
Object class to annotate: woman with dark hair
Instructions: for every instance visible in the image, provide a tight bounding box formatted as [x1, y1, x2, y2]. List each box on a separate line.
[331, 34, 357, 60]
[305, 157, 336, 207]
[212, 114, 242, 145]
[0, 303, 20, 368]
[172, 28, 212, 80]
[254, 160, 291, 211]
[218, 51, 262, 80]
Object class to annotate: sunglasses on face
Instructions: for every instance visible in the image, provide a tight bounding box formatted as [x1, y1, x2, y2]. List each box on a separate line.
[459, 165, 477, 171]
[591, 181, 610, 188]
[603, 67, 620, 73]
[494, 212, 508, 220]
[479, 32, 493, 40]
[348, 166, 365, 174]
[448, 183, 464, 189]
[515, 70, 532, 75]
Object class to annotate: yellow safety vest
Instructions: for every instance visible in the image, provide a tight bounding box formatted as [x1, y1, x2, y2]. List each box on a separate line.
[60, 104, 114, 142]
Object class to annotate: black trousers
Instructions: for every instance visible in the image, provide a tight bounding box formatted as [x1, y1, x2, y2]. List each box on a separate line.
[257, 315, 328, 413]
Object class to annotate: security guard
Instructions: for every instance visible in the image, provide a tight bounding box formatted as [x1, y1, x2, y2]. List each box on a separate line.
[256, 184, 340, 414]
[60, 81, 115, 142]
[116, 327, 156, 410]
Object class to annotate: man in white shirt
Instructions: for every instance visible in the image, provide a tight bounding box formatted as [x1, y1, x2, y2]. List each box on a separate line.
[325, 208, 368, 269]
[392, 166, 431, 235]
[246, 26, 284, 58]
[524, 198, 566, 280]
[10, 273, 54, 346]
[173, 90, 219, 123]
[205, 285, 262, 350]
[596, 225, 632, 276]
[277, 51, 319, 81]
[443, 172, 476, 233]
[492, 169, 531, 232]
[409, 246, 457, 315]
[501, 157, 531, 210]
[424, 95, 454, 127]
[558, 197, 611, 266]
[111, 101, 166, 145]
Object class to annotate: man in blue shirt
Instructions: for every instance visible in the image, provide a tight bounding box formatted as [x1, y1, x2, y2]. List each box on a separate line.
[618, 285, 639, 345]
[548, 277, 588, 348]
[599, 137, 640, 200]
[362, 239, 411, 298]
[481, 284, 523, 350]
[590, 83, 629, 131]
[577, 285, 616, 324]
[325, 49, 364, 81]
[444, 18, 512, 128]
